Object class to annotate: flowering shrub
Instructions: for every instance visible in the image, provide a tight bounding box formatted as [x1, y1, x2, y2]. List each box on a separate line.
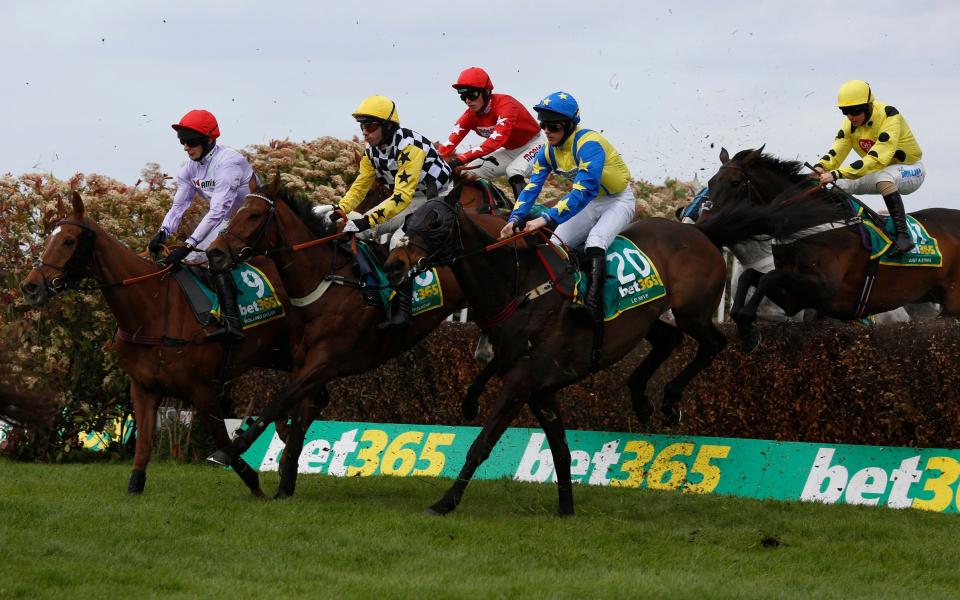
[0, 137, 699, 460]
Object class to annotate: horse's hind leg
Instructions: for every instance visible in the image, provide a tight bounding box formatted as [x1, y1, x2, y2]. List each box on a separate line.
[628, 319, 685, 424]
[197, 409, 264, 498]
[276, 385, 331, 499]
[662, 316, 727, 427]
[527, 391, 573, 517]
[462, 358, 498, 422]
[428, 368, 530, 516]
[127, 383, 159, 495]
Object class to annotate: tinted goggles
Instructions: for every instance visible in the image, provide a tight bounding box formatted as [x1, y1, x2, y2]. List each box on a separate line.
[539, 121, 566, 132]
[458, 89, 482, 102]
[178, 133, 207, 147]
[358, 120, 382, 133]
[840, 104, 868, 116]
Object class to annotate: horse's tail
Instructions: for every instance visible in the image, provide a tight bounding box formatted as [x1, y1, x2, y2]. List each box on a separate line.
[0, 386, 58, 430]
[695, 195, 848, 248]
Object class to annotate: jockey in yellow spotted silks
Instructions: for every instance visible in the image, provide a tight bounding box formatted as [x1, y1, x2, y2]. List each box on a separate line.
[813, 80, 924, 255]
[499, 91, 636, 321]
[333, 95, 453, 327]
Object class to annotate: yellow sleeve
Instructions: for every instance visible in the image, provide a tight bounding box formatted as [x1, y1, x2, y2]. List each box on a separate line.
[840, 115, 902, 180]
[339, 154, 376, 213]
[815, 125, 853, 172]
[365, 143, 426, 225]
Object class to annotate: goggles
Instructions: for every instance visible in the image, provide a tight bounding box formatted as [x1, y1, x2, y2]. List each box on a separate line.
[178, 133, 207, 147]
[539, 121, 566, 132]
[458, 89, 482, 102]
[840, 104, 868, 116]
[358, 120, 382, 133]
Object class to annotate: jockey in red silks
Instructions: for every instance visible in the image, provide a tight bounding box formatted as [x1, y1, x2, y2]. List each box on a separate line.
[149, 109, 259, 342]
[437, 67, 544, 201]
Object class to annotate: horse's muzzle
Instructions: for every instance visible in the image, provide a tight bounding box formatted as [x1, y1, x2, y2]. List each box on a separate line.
[383, 259, 407, 286]
[206, 247, 232, 272]
[20, 278, 48, 306]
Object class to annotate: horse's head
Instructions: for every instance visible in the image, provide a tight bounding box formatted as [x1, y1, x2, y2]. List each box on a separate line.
[206, 189, 281, 272]
[702, 145, 813, 221]
[383, 194, 461, 287]
[20, 192, 97, 306]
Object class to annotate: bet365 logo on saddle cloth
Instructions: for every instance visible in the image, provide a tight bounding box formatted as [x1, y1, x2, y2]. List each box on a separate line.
[576, 236, 667, 321]
[190, 264, 285, 329]
[411, 268, 443, 316]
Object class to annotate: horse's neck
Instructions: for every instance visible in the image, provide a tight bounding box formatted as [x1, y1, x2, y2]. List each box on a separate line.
[91, 226, 170, 332]
[274, 204, 343, 298]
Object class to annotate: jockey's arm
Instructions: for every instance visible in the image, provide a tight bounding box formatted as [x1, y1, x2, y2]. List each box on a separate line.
[815, 123, 853, 177]
[183, 164, 244, 248]
[456, 109, 518, 164]
[364, 143, 427, 226]
[159, 170, 196, 237]
[339, 154, 377, 214]
[543, 141, 604, 225]
[436, 112, 473, 158]
[506, 149, 551, 227]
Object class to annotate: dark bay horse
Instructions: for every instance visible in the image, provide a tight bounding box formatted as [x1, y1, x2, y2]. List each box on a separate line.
[19, 192, 300, 496]
[702, 147, 960, 351]
[382, 189, 728, 516]
[0, 387, 58, 430]
[203, 180, 508, 498]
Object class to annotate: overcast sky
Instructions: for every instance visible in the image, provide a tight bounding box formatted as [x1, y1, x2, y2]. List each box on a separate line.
[5, 1, 959, 212]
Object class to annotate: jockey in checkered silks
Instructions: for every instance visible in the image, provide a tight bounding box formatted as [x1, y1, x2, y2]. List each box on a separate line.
[331, 95, 453, 328]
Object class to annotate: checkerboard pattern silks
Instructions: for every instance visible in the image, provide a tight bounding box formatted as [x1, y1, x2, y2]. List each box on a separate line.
[366, 127, 452, 197]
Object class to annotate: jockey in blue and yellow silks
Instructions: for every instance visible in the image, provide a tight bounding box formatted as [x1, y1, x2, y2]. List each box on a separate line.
[499, 91, 636, 320]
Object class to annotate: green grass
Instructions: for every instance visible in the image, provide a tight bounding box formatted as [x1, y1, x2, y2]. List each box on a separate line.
[1, 461, 958, 599]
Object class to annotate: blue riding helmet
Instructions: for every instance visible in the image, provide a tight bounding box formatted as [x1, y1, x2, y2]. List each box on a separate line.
[533, 91, 581, 124]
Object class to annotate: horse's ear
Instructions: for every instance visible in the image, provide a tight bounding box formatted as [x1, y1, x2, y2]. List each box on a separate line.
[744, 145, 766, 164]
[267, 170, 281, 197]
[70, 191, 85, 217]
[719, 148, 730, 164]
[56, 194, 66, 218]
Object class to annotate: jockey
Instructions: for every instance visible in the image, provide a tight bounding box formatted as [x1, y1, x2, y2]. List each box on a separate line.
[498, 91, 636, 321]
[437, 67, 544, 201]
[814, 80, 924, 255]
[335, 95, 453, 328]
[148, 109, 258, 342]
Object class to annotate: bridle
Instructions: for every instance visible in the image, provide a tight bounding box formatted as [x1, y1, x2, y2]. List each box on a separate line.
[701, 163, 768, 213]
[32, 218, 97, 294]
[220, 193, 279, 264]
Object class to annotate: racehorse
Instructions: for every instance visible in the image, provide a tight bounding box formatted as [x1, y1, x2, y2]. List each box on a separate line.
[0, 387, 57, 430]
[701, 147, 960, 351]
[381, 188, 728, 516]
[19, 192, 299, 497]
[203, 179, 511, 497]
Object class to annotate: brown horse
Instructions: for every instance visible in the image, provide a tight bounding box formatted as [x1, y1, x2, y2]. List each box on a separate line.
[382, 188, 728, 516]
[19, 192, 300, 496]
[203, 179, 509, 497]
[701, 147, 960, 351]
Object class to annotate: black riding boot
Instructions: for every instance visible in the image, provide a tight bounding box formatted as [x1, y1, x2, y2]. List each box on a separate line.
[508, 175, 526, 202]
[379, 283, 412, 329]
[208, 271, 246, 343]
[571, 247, 606, 321]
[883, 192, 914, 256]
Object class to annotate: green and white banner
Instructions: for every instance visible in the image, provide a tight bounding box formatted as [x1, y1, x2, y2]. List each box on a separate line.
[225, 420, 960, 514]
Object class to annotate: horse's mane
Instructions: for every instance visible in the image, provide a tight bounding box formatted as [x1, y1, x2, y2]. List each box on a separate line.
[733, 149, 807, 183]
[273, 189, 335, 237]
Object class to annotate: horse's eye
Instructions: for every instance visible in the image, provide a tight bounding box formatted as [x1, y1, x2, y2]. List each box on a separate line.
[731, 180, 742, 187]
[64, 238, 75, 247]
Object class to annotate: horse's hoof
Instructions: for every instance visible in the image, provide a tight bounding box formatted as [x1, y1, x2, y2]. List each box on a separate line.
[740, 329, 762, 353]
[206, 450, 232, 467]
[556, 508, 575, 518]
[662, 406, 682, 428]
[633, 397, 654, 425]
[126, 469, 146, 495]
[426, 499, 455, 516]
[273, 489, 293, 500]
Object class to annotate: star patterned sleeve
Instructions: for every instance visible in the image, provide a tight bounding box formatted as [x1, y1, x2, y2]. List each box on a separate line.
[508, 149, 551, 224]
[364, 142, 427, 225]
[339, 154, 377, 214]
[815, 123, 853, 175]
[456, 109, 519, 164]
[839, 109, 903, 180]
[545, 140, 605, 225]
[436, 111, 473, 158]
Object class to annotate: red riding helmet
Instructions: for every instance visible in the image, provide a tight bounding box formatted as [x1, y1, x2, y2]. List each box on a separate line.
[452, 67, 494, 91]
[171, 109, 220, 139]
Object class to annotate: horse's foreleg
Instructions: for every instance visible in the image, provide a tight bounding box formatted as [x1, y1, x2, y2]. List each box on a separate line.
[628, 320, 685, 424]
[196, 410, 264, 498]
[276, 385, 330, 499]
[734, 269, 793, 352]
[462, 358, 498, 422]
[428, 369, 530, 516]
[730, 268, 764, 321]
[662, 317, 727, 427]
[127, 383, 159, 495]
[527, 391, 573, 517]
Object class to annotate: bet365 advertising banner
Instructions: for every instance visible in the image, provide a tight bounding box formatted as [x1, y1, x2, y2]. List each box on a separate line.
[225, 420, 960, 514]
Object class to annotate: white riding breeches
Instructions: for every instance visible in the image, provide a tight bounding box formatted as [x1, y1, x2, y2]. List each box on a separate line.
[837, 161, 925, 196]
[550, 187, 637, 251]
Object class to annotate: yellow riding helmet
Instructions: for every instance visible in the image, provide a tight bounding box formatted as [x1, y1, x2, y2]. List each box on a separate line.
[352, 95, 400, 125]
[837, 80, 873, 107]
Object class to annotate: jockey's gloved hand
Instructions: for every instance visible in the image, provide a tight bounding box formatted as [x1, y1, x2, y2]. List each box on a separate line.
[343, 216, 371, 235]
[148, 229, 167, 254]
[447, 157, 464, 170]
[328, 205, 344, 224]
[161, 245, 192, 266]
